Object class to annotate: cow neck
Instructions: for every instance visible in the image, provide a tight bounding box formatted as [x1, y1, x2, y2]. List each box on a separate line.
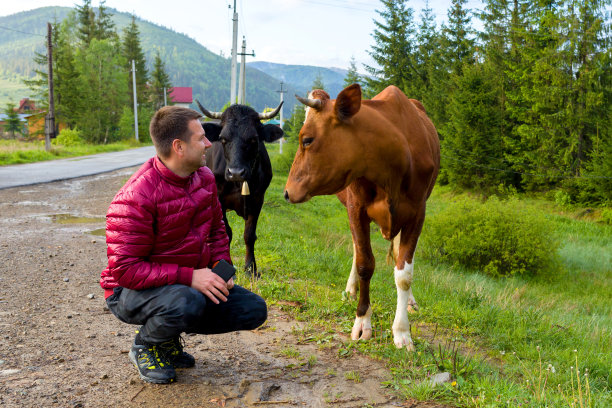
[154, 155, 192, 187]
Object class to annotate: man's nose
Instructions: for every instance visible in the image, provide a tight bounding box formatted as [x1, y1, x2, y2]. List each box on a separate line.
[204, 136, 212, 148]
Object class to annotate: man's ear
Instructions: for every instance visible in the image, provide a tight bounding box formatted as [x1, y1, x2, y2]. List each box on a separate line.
[334, 83, 361, 122]
[260, 124, 284, 143]
[203, 123, 222, 142]
[171, 138, 184, 157]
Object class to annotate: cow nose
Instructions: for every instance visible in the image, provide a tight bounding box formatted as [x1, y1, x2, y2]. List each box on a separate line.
[283, 190, 290, 202]
[226, 167, 246, 181]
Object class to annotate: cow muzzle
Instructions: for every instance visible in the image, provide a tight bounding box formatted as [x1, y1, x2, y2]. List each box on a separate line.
[225, 167, 247, 182]
[283, 188, 310, 204]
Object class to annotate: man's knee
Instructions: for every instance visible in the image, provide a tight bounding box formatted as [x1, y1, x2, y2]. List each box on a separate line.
[243, 293, 267, 330]
[165, 285, 206, 327]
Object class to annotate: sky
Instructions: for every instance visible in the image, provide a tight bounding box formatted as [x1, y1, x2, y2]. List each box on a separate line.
[0, 0, 483, 72]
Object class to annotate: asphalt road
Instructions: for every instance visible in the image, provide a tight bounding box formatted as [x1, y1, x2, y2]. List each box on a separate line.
[0, 145, 156, 190]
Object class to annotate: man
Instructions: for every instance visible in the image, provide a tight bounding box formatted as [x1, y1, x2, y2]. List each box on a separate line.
[100, 106, 267, 384]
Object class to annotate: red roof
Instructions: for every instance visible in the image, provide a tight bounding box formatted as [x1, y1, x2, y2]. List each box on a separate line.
[169, 87, 193, 103]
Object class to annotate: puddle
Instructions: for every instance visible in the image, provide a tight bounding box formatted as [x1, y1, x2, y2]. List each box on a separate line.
[89, 228, 106, 236]
[51, 214, 105, 224]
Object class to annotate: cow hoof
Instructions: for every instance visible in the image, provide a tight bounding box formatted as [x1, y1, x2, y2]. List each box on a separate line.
[342, 290, 357, 302]
[407, 301, 419, 313]
[351, 307, 372, 341]
[393, 331, 414, 351]
[245, 263, 260, 278]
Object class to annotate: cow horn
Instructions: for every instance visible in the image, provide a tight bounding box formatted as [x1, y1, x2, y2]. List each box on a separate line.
[258, 101, 284, 120]
[295, 94, 322, 110]
[195, 99, 223, 119]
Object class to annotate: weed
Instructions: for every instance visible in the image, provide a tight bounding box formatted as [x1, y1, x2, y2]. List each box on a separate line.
[280, 347, 300, 359]
[344, 371, 361, 383]
[307, 355, 317, 368]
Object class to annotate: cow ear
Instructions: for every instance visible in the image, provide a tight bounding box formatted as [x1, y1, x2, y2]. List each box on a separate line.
[334, 83, 361, 121]
[260, 124, 284, 143]
[203, 122, 222, 142]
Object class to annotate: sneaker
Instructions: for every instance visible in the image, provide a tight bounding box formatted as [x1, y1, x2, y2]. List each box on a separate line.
[159, 336, 195, 368]
[129, 341, 176, 384]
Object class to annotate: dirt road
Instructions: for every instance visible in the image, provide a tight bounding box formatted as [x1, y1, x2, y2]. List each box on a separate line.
[0, 167, 441, 408]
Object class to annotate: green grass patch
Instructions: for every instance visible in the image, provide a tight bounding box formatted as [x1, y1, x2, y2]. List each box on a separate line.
[0, 139, 150, 165]
[229, 149, 611, 407]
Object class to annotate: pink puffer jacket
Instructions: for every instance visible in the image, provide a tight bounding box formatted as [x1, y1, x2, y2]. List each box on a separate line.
[99, 156, 231, 296]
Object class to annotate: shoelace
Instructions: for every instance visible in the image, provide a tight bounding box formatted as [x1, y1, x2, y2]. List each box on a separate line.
[139, 346, 169, 369]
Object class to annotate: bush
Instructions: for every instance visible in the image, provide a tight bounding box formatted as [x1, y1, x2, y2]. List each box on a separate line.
[420, 197, 558, 277]
[52, 128, 83, 147]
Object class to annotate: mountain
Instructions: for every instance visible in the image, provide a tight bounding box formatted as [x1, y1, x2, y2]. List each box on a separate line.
[248, 61, 349, 99]
[0, 7, 302, 113]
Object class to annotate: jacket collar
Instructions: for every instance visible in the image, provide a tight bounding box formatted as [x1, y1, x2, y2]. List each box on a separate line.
[154, 155, 192, 186]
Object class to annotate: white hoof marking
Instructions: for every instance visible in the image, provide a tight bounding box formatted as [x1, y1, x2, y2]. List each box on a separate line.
[351, 305, 372, 341]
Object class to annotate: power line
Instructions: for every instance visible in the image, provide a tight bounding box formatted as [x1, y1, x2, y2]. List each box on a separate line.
[0, 24, 45, 37]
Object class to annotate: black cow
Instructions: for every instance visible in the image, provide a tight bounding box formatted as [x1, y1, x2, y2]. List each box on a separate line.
[196, 101, 284, 276]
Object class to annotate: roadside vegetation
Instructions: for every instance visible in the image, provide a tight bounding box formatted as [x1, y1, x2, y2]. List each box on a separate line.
[0, 133, 148, 165]
[229, 146, 611, 407]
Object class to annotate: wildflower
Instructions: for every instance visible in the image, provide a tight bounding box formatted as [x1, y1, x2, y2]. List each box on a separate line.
[536, 346, 540, 351]
[451, 381, 457, 387]
[547, 364, 556, 373]
[500, 350, 505, 355]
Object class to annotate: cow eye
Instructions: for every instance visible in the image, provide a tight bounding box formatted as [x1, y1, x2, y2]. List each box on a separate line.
[302, 138, 314, 148]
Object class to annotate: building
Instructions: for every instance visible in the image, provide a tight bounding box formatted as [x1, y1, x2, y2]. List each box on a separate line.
[168, 87, 193, 108]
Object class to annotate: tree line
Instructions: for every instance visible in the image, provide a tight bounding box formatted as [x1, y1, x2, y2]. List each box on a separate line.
[24, 0, 172, 144]
[329, 0, 611, 205]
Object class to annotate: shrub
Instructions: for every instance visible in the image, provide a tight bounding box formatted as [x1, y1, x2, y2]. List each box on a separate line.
[52, 128, 83, 147]
[420, 196, 558, 277]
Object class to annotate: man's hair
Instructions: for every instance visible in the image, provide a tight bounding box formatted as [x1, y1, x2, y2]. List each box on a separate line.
[149, 106, 203, 158]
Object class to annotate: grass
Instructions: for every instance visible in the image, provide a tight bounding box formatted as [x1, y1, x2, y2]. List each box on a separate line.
[0, 139, 150, 165]
[229, 146, 611, 407]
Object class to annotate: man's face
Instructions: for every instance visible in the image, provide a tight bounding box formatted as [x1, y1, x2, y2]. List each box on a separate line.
[182, 119, 212, 172]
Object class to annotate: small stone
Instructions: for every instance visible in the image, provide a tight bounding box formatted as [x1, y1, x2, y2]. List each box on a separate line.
[129, 379, 136, 385]
[87, 294, 95, 299]
[0, 368, 20, 376]
[428, 372, 452, 386]
[90, 381, 98, 386]
[91, 240, 96, 244]
[63, 278, 69, 282]
[66, 315, 72, 319]
[44, 269, 50, 273]
[100, 373, 109, 379]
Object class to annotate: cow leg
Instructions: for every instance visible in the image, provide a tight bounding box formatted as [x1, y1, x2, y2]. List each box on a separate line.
[222, 210, 233, 244]
[348, 209, 375, 341]
[344, 243, 359, 300]
[243, 204, 262, 277]
[392, 213, 425, 351]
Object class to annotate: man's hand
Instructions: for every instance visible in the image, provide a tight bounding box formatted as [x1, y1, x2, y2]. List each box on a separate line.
[191, 268, 230, 304]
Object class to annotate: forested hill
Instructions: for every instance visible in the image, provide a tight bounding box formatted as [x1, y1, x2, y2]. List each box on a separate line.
[248, 61, 349, 99]
[0, 6, 303, 112]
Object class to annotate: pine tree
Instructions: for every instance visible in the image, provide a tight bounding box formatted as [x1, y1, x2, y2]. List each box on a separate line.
[312, 72, 325, 90]
[150, 52, 172, 110]
[442, 0, 475, 76]
[74, 39, 129, 143]
[95, 0, 116, 41]
[122, 15, 148, 110]
[364, 0, 416, 96]
[4, 103, 22, 138]
[343, 57, 361, 88]
[75, 0, 96, 46]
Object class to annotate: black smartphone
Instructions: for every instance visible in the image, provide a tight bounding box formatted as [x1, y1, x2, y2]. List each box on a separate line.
[211, 259, 236, 282]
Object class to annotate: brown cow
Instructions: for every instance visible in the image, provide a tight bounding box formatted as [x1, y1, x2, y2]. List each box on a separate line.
[284, 84, 440, 350]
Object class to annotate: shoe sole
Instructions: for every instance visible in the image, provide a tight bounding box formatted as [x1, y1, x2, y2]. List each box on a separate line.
[128, 350, 175, 384]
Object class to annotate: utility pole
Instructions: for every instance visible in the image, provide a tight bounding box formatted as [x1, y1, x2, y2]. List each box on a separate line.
[163, 87, 167, 106]
[45, 22, 55, 152]
[237, 36, 255, 104]
[230, 0, 238, 105]
[276, 82, 287, 153]
[131, 59, 139, 142]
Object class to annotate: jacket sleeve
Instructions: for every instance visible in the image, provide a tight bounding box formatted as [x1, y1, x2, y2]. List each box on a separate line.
[106, 188, 193, 290]
[206, 179, 232, 267]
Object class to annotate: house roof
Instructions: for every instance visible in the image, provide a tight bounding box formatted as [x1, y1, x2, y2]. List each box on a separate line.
[169, 87, 193, 103]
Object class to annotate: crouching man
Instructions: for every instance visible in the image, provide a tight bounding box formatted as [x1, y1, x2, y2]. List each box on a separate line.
[99, 106, 267, 384]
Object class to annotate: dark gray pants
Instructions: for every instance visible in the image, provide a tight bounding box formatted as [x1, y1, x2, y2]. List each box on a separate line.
[106, 284, 267, 344]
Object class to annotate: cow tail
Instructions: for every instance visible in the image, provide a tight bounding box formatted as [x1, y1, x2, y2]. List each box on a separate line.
[386, 242, 395, 265]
